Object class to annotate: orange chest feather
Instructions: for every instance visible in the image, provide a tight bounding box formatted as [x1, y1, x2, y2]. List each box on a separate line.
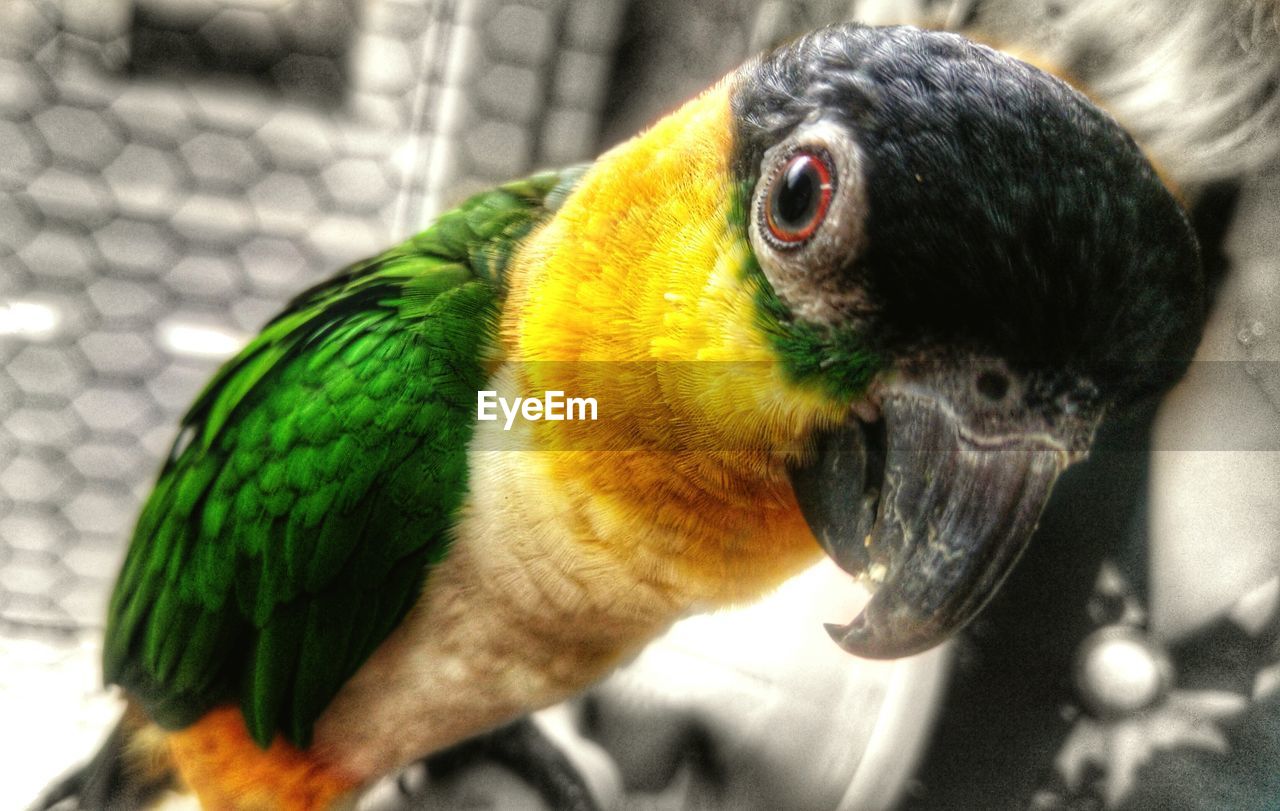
[168, 706, 359, 810]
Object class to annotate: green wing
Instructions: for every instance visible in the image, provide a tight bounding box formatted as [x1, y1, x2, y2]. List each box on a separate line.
[104, 169, 582, 749]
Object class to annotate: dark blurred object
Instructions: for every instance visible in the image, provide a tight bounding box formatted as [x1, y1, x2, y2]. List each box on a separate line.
[129, 0, 359, 104]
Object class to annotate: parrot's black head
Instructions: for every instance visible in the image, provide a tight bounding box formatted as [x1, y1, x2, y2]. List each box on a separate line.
[730, 24, 1205, 658]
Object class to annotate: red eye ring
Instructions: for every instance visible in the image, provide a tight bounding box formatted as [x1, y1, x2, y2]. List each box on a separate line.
[764, 151, 834, 247]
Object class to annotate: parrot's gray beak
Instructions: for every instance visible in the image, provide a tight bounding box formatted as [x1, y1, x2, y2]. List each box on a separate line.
[789, 364, 1100, 659]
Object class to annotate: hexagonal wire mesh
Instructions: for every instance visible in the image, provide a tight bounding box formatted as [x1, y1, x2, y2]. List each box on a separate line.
[0, 0, 624, 803]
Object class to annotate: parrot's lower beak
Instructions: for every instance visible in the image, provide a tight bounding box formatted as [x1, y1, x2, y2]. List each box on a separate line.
[790, 368, 1099, 659]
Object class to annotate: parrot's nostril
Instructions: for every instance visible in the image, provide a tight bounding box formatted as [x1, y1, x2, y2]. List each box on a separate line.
[976, 371, 1010, 402]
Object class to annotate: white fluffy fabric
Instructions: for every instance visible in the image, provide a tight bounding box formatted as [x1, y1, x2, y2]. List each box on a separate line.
[850, 0, 1280, 186]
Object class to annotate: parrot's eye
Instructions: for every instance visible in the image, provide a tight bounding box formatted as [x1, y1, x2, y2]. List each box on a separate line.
[748, 122, 867, 326]
[764, 152, 834, 246]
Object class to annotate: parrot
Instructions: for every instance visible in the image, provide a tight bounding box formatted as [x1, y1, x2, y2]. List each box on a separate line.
[34, 22, 1203, 811]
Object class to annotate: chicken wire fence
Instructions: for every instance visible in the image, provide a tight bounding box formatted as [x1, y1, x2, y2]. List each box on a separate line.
[0, 0, 626, 638]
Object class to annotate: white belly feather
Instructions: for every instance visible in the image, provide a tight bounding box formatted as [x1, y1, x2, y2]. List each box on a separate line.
[310, 366, 688, 781]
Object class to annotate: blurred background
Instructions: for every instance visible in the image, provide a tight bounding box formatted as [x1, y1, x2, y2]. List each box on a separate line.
[1, 0, 1277, 808]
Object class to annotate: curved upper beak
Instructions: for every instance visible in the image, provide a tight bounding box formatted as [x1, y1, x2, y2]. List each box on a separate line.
[790, 367, 1099, 659]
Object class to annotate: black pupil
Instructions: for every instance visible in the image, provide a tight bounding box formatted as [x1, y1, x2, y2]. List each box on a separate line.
[772, 156, 822, 232]
[976, 371, 1010, 401]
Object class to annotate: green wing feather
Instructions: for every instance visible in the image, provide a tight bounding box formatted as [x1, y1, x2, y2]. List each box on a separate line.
[104, 169, 583, 749]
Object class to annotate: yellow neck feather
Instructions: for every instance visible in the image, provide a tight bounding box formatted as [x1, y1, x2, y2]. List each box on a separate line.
[500, 79, 846, 601]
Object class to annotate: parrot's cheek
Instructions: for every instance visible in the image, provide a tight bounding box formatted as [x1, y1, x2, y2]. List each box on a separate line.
[789, 366, 1101, 660]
